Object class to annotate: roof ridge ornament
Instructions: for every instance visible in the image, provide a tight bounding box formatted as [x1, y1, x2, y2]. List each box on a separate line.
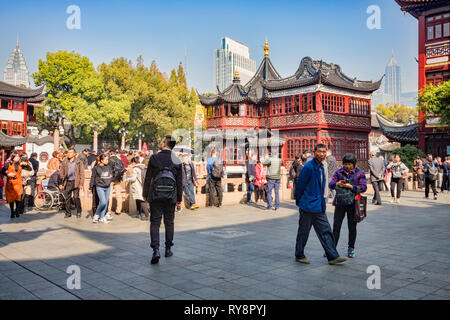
[264, 39, 269, 57]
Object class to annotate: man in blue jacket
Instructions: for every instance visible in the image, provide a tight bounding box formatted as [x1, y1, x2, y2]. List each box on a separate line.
[294, 144, 347, 265]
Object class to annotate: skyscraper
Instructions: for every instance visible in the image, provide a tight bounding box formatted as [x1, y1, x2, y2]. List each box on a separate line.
[214, 37, 256, 92]
[3, 37, 30, 88]
[384, 51, 401, 105]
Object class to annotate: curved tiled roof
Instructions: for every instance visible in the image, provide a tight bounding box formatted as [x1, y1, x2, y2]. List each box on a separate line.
[244, 56, 282, 102]
[262, 57, 383, 93]
[198, 77, 258, 106]
[0, 131, 28, 147]
[395, 0, 448, 18]
[376, 113, 418, 143]
[0, 80, 45, 99]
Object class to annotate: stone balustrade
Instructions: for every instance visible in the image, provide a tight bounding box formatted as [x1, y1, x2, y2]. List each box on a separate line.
[36, 167, 416, 214]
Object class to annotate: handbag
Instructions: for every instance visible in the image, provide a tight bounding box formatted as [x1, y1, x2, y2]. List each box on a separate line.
[354, 194, 367, 223]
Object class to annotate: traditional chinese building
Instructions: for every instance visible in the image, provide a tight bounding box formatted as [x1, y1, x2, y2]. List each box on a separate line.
[0, 80, 45, 162]
[198, 41, 382, 172]
[395, 0, 450, 157]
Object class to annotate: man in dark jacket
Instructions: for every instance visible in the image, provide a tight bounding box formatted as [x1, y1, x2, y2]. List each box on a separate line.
[143, 135, 183, 265]
[59, 148, 85, 218]
[77, 149, 89, 169]
[368, 151, 385, 205]
[294, 144, 346, 265]
[28, 153, 39, 208]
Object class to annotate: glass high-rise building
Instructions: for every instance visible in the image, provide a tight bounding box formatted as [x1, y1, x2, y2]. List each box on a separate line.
[214, 37, 256, 92]
[3, 38, 30, 88]
[384, 52, 401, 105]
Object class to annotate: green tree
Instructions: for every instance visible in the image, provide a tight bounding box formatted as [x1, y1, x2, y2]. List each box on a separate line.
[32, 51, 130, 144]
[376, 103, 418, 124]
[391, 144, 425, 171]
[418, 81, 450, 127]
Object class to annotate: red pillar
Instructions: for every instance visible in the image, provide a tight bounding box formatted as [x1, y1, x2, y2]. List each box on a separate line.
[418, 14, 427, 152]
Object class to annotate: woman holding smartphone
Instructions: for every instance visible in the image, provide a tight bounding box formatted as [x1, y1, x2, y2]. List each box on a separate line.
[328, 153, 367, 258]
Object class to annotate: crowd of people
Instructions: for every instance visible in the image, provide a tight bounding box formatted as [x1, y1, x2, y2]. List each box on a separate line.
[1, 139, 448, 266]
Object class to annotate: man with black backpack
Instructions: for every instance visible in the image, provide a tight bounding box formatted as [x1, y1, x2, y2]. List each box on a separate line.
[108, 151, 126, 216]
[423, 154, 438, 200]
[206, 149, 223, 207]
[143, 135, 183, 265]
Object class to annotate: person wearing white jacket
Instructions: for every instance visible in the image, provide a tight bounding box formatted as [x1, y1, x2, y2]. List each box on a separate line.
[386, 154, 409, 203]
[128, 157, 150, 220]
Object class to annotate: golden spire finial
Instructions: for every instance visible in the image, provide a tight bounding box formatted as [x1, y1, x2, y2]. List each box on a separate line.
[234, 69, 239, 78]
[264, 38, 269, 57]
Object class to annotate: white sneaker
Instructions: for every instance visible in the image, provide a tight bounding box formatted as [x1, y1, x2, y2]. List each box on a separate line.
[105, 214, 113, 221]
[99, 217, 110, 224]
[92, 215, 100, 223]
[390, 198, 395, 203]
[396, 198, 400, 204]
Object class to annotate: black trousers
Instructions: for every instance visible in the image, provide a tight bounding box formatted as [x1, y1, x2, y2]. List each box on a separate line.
[417, 174, 424, 189]
[149, 201, 176, 250]
[208, 179, 223, 207]
[442, 174, 449, 191]
[333, 205, 357, 249]
[371, 180, 383, 204]
[9, 200, 22, 216]
[295, 210, 339, 261]
[63, 181, 82, 216]
[390, 177, 403, 198]
[137, 199, 150, 217]
[425, 178, 437, 198]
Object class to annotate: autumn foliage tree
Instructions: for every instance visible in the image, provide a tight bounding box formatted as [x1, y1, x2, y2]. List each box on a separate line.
[418, 81, 450, 128]
[375, 103, 418, 125]
[33, 51, 198, 148]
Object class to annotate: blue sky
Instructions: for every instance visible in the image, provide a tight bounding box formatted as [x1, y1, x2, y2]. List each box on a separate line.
[0, 0, 418, 93]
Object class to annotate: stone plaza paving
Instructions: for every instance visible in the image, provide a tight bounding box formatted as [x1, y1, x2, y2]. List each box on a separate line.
[0, 190, 449, 300]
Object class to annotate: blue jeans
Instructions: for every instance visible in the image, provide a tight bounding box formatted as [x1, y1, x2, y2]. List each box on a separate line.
[184, 180, 196, 207]
[267, 179, 280, 209]
[295, 210, 339, 261]
[247, 181, 254, 202]
[96, 186, 111, 219]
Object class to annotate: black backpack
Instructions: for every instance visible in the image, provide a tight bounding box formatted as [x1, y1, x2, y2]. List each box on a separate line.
[211, 160, 223, 180]
[427, 164, 438, 181]
[152, 158, 177, 202]
[110, 157, 126, 182]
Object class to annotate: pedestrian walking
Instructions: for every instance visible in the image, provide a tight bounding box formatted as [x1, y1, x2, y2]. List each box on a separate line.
[294, 144, 347, 265]
[262, 151, 282, 211]
[5, 152, 23, 218]
[59, 148, 85, 218]
[129, 157, 150, 220]
[368, 151, 385, 205]
[254, 160, 267, 203]
[28, 153, 39, 208]
[19, 153, 34, 214]
[329, 153, 367, 258]
[435, 156, 444, 192]
[442, 156, 450, 193]
[325, 150, 337, 203]
[387, 154, 409, 203]
[206, 150, 223, 207]
[107, 151, 126, 216]
[246, 154, 257, 204]
[423, 154, 438, 200]
[182, 154, 199, 210]
[77, 149, 90, 169]
[143, 135, 183, 265]
[413, 157, 424, 190]
[90, 153, 113, 224]
[289, 154, 303, 196]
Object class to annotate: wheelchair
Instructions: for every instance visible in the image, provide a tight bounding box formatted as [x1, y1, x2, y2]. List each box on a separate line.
[34, 179, 66, 211]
